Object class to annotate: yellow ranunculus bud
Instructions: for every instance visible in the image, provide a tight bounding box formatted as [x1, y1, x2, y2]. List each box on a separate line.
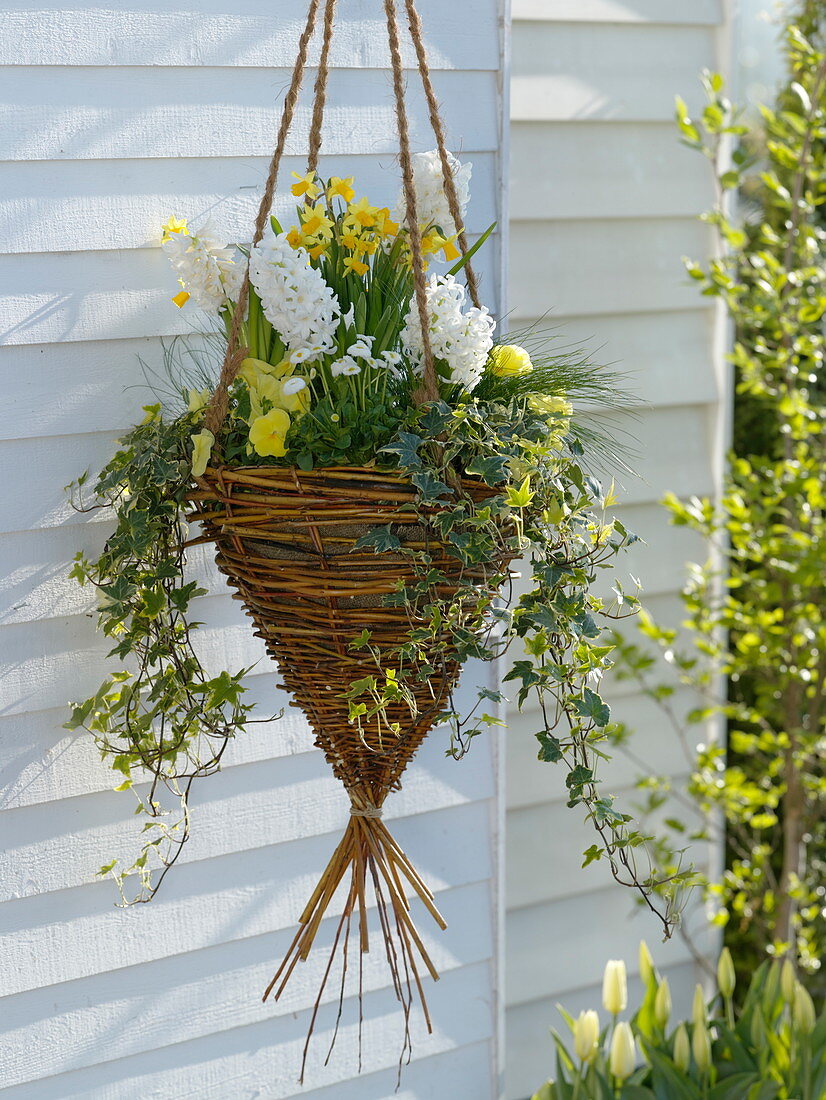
[190, 428, 214, 477]
[639, 941, 655, 987]
[673, 1023, 690, 1072]
[573, 1010, 600, 1063]
[489, 344, 533, 378]
[692, 1022, 712, 1076]
[793, 981, 816, 1035]
[692, 983, 707, 1027]
[609, 1021, 636, 1081]
[781, 959, 796, 1003]
[717, 947, 736, 999]
[602, 959, 628, 1016]
[249, 408, 291, 458]
[654, 977, 672, 1028]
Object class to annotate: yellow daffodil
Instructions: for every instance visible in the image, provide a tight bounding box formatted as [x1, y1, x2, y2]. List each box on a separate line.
[374, 208, 399, 237]
[290, 171, 321, 200]
[327, 176, 355, 203]
[307, 241, 328, 260]
[441, 236, 460, 261]
[355, 237, 378, 256]
[340, 229, 361, 251]
[286, 227, 304, 249]
[249, 408, 291, 457]
[490, 344, 533, 377]
[162, 216, 188, 241]
[347, 196, 377, 228]
[300, 203, 334, 240]
[191, 428, 215, 476]
[343, 256, 370, 277]
[172, 290, 191, 308]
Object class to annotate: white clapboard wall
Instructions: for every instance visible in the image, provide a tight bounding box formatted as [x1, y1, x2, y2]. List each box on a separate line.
[0, 2, 508, 1097]
[504, 3, 731, 1098]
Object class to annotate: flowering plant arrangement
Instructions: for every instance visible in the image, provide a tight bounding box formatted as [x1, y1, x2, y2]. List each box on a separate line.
[533, 945, 826, 1100]
[68, 152, 689, 919]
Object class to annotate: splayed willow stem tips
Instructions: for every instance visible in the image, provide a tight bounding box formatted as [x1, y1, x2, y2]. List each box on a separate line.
[187, 465, 513, 1073]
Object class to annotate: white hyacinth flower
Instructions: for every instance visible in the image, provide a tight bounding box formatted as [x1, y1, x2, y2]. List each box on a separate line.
[162, 219, 243, 312]
[397, 149, 472, 235]
[400, 273, 494, 391]
[249, 227, 341, 362]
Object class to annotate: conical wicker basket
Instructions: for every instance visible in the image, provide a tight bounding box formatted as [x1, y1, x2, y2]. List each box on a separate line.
[188, 463, 511, 1054]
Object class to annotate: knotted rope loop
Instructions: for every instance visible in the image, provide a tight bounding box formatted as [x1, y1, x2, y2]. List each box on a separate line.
[349, 801, 383, 820]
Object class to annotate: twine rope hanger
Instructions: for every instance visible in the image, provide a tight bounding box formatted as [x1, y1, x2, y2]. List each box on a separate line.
[203, 0, 483, 437]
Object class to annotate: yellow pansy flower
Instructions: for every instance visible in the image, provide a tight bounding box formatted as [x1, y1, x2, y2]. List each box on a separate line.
[162, 217, 188, 241]
[172, 290, 191, 308]
[249, 408, 291, 457]
[343, 256, 370, 277]
[489, 344, 533, 378]
[187, 388, 210, 415]
[327, 176, 355, 203]
[528, 393, 573, 418]
[191, 428, 215, 477]
[347, 196, 377, 228]
[290, 171, 321, 200]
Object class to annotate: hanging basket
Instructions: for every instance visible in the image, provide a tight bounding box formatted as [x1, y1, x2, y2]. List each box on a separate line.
[188, 464, 512, 1061]
[180, 0, 508, 1073]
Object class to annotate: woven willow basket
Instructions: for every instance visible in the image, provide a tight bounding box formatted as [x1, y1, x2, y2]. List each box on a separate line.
[188, 463, 511, 1035]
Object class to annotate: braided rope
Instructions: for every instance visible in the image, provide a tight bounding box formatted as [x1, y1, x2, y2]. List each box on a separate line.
[204, 0, 323, 436]
[402, 0, 482, 308]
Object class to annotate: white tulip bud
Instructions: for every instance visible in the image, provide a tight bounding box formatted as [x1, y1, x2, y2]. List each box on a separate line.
[609, 1021, 636, 1081]
[573, 1009, 600, 1063]
[673, 1023, 690, 1072]
[639, 941, 655, 987]
[692, 1022, 712, 1076]
[717, 947, 736, 999]
[692, 983, 707, 1028]
[793, 982, 816, 1035]
[603, 959, 628, 1016]
[654, 977, 672, 1028]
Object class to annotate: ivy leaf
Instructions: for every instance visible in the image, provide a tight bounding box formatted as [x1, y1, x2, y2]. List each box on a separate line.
[411, 469, 452, 503]
[573, 688, 611, 727]
[582, 845, 603, 868]
[466, 454, 510, 484]
[380, 431, 424, 469]
[354, 526, 402, 553]
[536, 732, 563, 763]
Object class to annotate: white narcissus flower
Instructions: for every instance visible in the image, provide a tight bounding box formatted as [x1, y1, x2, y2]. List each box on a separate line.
[398, 149, 472, 236]
[162, 219, 243, 312]
[400, 274, 494, 392]
[249, 227, 341, 362]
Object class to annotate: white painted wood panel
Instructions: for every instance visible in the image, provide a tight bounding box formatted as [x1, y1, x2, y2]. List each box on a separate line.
[505, 2, 728, 1095]
[1, 0, 500, 69]
[0, 152, 498, 254]
[0, 2, 508, 1096]
[512, 0, 722, 23]
[511, 23, 716, 122]
[1, 67, 498, 161]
